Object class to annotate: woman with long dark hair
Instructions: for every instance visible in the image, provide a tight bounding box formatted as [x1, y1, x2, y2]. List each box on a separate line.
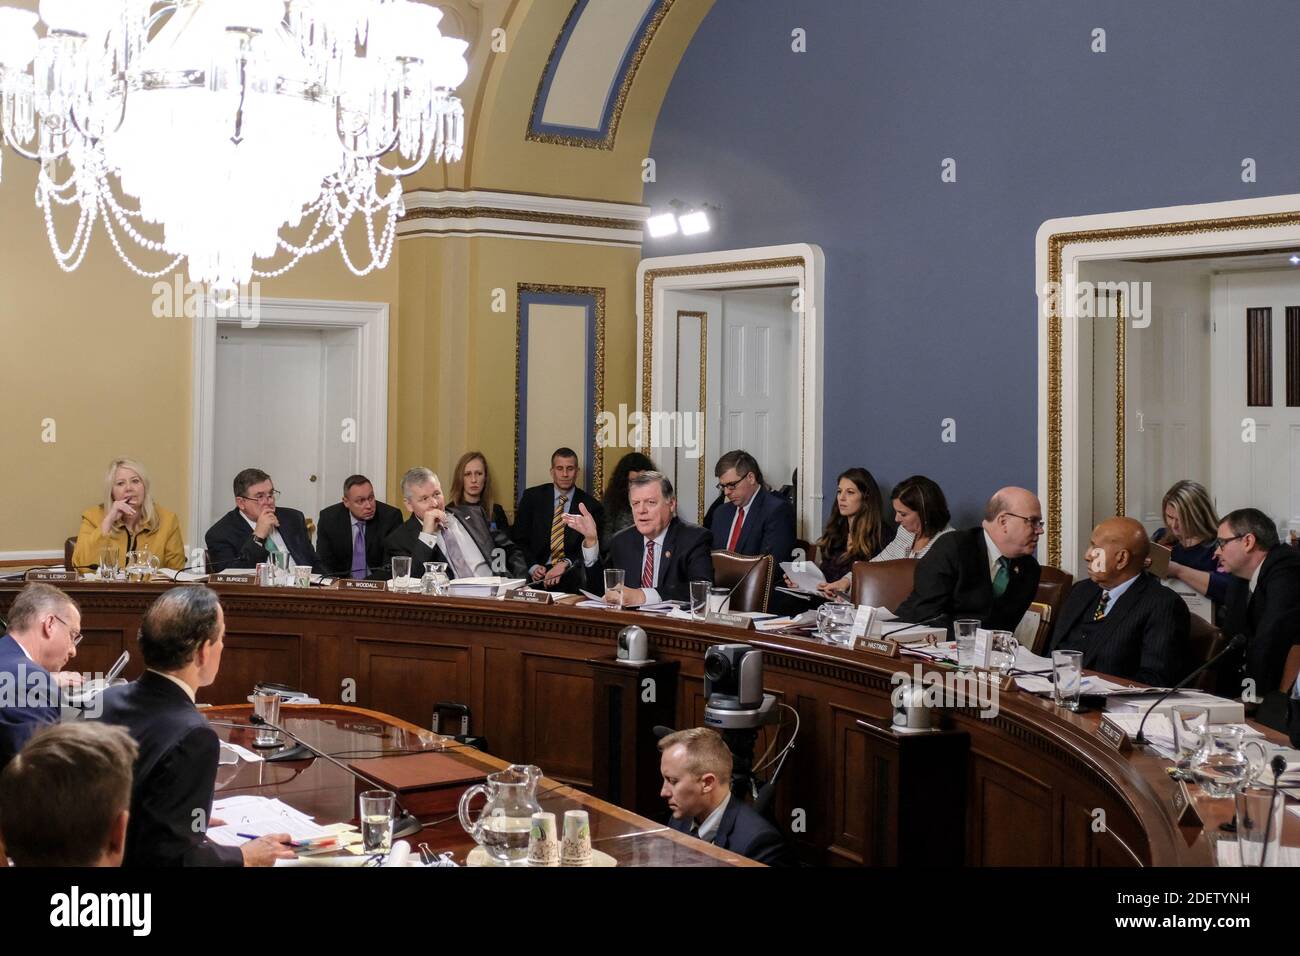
[601, 451, 658, 546]
[784, 468, 886, 594]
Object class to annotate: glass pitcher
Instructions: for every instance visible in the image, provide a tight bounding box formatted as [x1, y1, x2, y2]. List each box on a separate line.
[422, 561, 450, 596]
[458, 764, 543, 865]
[126, 549, 161, 583]
[1191, 725, 1250, 798]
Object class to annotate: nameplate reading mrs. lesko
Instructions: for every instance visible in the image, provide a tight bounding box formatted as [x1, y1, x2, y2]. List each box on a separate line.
[507, 588, 554, 605]
[1171, 779, 1203, 827]
[339, 578, 386, 591]
[860, 638, 900, 658]
[710, 612, 754, 629]
[25, 569, 77, 583]
[1097, 718, 1132, 753]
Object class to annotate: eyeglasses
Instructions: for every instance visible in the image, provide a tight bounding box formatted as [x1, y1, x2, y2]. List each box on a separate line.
[1003, 512, 1045, 531]
[51, 614, 83, 646]
[239, 490, 281, 503]
[716, 476, 750, 493]
[1214, 534, 1246, 549]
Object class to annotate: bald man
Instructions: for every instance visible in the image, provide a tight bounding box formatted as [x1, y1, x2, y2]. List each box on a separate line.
[1048, 517, 1190, 687]
[896, 486, 1043, 634]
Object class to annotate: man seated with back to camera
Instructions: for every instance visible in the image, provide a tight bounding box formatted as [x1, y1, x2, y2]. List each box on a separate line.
[658, 727, 791, 866]
[1048, 517, 1190, 687]
[565, 471, 714, 604]
[895, 486, 1043, 634]
[0, 722, 138, 867]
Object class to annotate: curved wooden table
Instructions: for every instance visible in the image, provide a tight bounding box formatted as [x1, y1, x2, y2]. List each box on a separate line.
[3, 580, 1291, 866]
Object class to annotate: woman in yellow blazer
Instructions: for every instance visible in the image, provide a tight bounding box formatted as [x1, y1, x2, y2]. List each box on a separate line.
[72, 458, 185, 572]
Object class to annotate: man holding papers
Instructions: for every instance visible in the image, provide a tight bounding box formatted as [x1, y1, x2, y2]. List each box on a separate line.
[568, 472, 714, 605]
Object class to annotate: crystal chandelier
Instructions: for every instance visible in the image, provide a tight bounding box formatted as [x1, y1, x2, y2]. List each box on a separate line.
[0, 0, 468, 299]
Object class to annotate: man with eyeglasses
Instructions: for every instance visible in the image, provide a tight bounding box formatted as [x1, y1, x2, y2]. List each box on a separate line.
[896, 486, 1043, 635]
[0, 583, 81, 770]
[204, 467, 319, 574]
[315, 474, 403, 579]
[1211, 508, 1300, 726]
[708, 451, 796, 610]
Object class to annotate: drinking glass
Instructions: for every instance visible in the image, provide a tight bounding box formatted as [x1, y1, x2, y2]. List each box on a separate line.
[291, 564, 311, 589]
[953, 619, 979, 671]
[252, 691, 282, 748]
[1052, 650, 1083, 711]
[359, 790, 396, 856]
[604, 568, 625, 610]
[391, 556, 412, 589]
[99, 548, 120, 582]
[1235, 786, 1285, 866]
[707, 587, 730, 618]
[271, 549, 290, 586]
[689, 580, 710, 621]
[1170, 706, 1207, 773]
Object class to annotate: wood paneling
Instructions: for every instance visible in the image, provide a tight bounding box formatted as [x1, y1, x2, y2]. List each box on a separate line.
[355, 639, 470, 730]
[523, 654, 593, 787]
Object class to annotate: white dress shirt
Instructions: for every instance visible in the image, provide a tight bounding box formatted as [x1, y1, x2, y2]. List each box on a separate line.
[419, 516, 491, 579]
[149, 669, 197, 704]
[1094, 572, 1139, 619]
[695, 792, 731, 843]
[1249, 560, 1263, 595]
[724, 488, 759, 550]
[582, 526, 669, 604]
[242, 511, 289, 558]
[984, 530, 1004, 581]
[873, 525, 955, 562]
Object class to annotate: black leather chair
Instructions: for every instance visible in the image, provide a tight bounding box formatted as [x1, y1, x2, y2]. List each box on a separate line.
[850, 559, 916, 613]
[711, 551, 773, 613]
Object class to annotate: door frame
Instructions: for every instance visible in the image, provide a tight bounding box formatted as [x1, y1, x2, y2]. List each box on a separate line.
[189, 298, 389, 546]
[1036, 193, 1300, 569]
[636, 243, 824, 538]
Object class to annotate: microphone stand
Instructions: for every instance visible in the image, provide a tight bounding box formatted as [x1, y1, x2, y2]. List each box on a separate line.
[249, 714, 424, 840]
[1134, 634, 1247, 745]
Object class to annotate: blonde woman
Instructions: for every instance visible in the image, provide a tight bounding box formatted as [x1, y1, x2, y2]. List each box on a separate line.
[72, 458, 185, 572]
[1156, 479, 1228, 603]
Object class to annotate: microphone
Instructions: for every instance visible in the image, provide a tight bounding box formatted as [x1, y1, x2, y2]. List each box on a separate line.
[248, 713, 424, 840]
[1134, 634, 1247, 745]
[1260, 754, 1286, 867]
[880, 614, 944, 640]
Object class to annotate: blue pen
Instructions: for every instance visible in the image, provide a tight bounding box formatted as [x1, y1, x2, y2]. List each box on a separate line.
[237, 832, 259, 840]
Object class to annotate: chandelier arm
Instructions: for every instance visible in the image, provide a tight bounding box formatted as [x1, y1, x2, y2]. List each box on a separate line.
[334, 87, 404, 164]
[66, 83, 130, 145]
[2, 130, 50, 163]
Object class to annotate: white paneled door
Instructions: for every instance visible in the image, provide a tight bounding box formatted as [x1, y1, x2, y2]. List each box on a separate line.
[1211, 271, 1300, 534]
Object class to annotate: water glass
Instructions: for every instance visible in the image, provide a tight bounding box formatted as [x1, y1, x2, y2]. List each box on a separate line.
[1235, 786, 1286, 866]
[954, 619, 979, 671]
[1170, 706, 1207, 770]
[291, 564, 311, 589]
[99, 548, 120, 582]
[271, 549, 291, 586]
[391, 555, 412, 589]
[252, 691, 282, 748]
[689, 580, 710, 620]
[604, 568, 625, 609]
[256, 562, 273, 587]
[1052, 650, 1083, 711]
[988, 630, 1019, 675]
[816, 602, 856, 646]
[707, 587, 730, 617]
[359, 790, 396, 856]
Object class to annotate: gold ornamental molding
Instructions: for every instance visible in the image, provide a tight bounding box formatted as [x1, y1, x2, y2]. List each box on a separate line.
[514, 283, 607, 503]
[1044, 207, 1300, 567]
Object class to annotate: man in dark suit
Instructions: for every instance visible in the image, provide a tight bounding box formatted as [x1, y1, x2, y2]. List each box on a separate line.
[659, 727, 790, 866]
[384, 467, 525, 580]
[1212, 508, 1300, 720]
[566, 471, 714, 604]
[511, 447, 604, 592]
[204, 467, 319, 573]
[0, 583, 80, 770]
[316, 474, 403, 578]
[97, 587, 296, 867]
[708, 450, 796, 565]
[896, 486, 1043, 634]
[1049, 517, 1190, 686]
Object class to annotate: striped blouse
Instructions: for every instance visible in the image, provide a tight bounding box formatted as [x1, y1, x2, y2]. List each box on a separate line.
[871, 525, 955, 562]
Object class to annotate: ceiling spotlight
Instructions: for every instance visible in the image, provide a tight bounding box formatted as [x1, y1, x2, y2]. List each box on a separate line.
[1290, 255, 1300, 265]
[646, 212, 679, 238]
[678, 210, 711, 235]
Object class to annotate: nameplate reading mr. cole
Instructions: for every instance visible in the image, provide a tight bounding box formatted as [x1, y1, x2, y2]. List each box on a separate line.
[339, 578, 386, 591]
[507, 589, 554, 604]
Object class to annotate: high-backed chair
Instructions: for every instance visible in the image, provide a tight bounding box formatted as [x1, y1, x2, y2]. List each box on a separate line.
[711, 551, 773, 614]
[1187, 615, 1224, 692]
[1279, 644, 1300, 694]
[64, 536, 77, 572]
[794, 538, 818, 564]
[850, 559, 916, 613]
[1030, 566, 1073, 652]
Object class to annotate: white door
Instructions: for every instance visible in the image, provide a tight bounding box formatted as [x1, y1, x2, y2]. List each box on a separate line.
[1211, 271, 1300, 533]
[211, 326, 360, 531]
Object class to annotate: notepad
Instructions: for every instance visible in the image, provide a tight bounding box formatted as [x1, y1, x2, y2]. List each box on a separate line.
[347, 752, 487, 793]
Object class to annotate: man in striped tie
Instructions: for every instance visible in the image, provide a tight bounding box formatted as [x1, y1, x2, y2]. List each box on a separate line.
[510, 448, 604, 592]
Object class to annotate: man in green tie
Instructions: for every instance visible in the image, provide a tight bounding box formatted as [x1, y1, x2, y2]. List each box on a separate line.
[895, 486, 1044, 635]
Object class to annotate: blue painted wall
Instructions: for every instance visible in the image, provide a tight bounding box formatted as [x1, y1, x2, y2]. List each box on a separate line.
[646, 0, 1300, 526]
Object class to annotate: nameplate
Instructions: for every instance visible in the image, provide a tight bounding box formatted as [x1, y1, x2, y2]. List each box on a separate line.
[213, 573, 256, 585]
[339, 578, 386, 591]
[1171, 779, 1203, 828]
[26, 569, 77, 582]
[860, 638, 900, 658]
[710, 612, 754, 629]
[1097, 718, 1132, 753]
[972, 628, 993, 670]
[507, 588, 554, 605]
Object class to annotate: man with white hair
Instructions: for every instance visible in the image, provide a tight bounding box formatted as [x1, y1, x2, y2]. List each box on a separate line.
[383, 466, 514, 580]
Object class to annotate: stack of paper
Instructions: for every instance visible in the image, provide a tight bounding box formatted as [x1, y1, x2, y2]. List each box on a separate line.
[448, 577, 526, 598]
[207, 795, 333, 846]
[1215, 839, 1300, 867]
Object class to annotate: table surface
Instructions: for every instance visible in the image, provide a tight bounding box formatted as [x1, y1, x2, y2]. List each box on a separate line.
[204, 703, 759, 867]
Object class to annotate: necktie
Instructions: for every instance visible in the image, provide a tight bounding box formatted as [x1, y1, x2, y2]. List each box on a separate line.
[992, 556, 1010, 597]
[351, 521, 367, 578]
[642, 540, 656, 589]
[264, 533, 280, 555]
[727, 506, 746, 551]
[549, 495, 567, 564]
[1093, 590, 1110, 621]
[440, 522, 471, 579]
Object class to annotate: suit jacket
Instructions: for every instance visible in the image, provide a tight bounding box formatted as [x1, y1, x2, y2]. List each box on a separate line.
[98, 671, 243, 867]
[1216, 546, 1300, 698]
[708, 487, 796, 566]
[668, 794, 792, 866]
[383, 511, 522, 580]
[511, 484, 605, 590]
[0, 635, 59, 771]
[315, 500, 403, 578]
[895, 526, 1041, 634]
[586, 518, 714, 602]
[447, 503, 527, 578]
[1048, 573, 1191, 687]
[204, 507, 319, 574]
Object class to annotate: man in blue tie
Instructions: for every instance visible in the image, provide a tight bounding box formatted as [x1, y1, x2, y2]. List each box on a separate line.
[0, 583, 81, 770]
[315, 475, 403, 578]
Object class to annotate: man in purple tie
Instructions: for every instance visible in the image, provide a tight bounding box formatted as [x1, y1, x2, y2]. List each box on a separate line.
[315, 475, 403, 579]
